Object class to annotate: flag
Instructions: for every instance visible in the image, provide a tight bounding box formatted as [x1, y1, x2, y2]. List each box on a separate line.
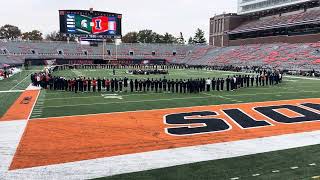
[92, 16, 109, 34]
[75, 15, 92, 34]
[108, 17, 117, 35]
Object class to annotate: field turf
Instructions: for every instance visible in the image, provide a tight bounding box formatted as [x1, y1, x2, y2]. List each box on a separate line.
[98, 144, 320, 180]
[30, 68, 320, 119]
[1, 67, 320, 180]
[0, 67, 42, 117]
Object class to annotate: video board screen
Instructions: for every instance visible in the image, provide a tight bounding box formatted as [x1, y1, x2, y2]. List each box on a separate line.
[59, 10, 122, 38]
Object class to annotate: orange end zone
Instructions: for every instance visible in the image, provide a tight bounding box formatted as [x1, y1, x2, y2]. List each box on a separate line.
[0, 90, 40, 121]
[10, 98, 320, 170]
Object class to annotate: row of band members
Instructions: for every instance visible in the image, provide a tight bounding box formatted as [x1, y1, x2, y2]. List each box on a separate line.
[32, 73, 282, 93]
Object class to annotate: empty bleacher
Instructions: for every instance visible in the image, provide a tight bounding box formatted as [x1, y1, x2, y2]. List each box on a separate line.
[230, 8, 320, 34]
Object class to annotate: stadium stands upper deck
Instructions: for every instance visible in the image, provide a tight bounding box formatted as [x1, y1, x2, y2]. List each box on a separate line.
[210, 0, 320, 46]
[229, 7, 320, 34]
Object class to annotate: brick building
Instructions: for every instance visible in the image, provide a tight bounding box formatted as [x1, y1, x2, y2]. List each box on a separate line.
[209, 0, 320, 46]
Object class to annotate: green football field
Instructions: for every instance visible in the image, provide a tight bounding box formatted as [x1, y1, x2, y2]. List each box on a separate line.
[0, 66, 43, 117]
[1, 67, 320, 179]
[29, 68, 320, 119]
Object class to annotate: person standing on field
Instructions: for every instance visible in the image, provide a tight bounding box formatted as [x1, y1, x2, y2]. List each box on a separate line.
[221, 78, 225, 91]
[88, 78, 92, 92]
[92, 78, 97, 92]
[124, 77, 128, 92]
[130, 79, 134, 92]
[119, 78, 123, 92]
[105, 79, 110, 92]
[97, 78, 102, 92]
[206, 78, 211, 92]
[226, 76, 230, 91]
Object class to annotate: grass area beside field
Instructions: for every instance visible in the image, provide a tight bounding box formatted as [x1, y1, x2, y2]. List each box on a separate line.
[52, 68, 252, 80]
[97, 144, 320, 180]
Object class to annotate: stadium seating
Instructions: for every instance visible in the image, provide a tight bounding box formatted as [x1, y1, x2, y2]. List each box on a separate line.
[0, 40, 319, 71]
[230, 8, 320, 33]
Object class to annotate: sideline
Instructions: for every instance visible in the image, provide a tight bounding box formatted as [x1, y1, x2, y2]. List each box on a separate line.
[9, 74, 31, 91]
[0, 90, 25, 93]
[43, 90, 319, 107]
[4, 130, 320, 179]
[286, 76, 320, 81]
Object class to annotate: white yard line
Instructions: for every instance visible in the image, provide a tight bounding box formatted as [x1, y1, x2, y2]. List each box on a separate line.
[2, 130, 320, 180]
[27, 90, 41, 120]
[0, 90, 25, 93]
[286, 76, 320, 81]
[9, 74, 31, 91]
[0, 120, 28, 175]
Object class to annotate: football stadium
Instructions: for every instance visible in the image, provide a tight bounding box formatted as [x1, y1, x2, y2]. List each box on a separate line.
[1, 0, 320, 180]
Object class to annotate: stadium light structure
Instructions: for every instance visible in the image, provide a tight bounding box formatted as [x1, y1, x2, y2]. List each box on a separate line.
[115, 39, 121, 61]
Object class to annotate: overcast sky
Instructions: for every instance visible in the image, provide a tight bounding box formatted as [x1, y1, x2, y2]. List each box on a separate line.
[0, 0, 237, 40]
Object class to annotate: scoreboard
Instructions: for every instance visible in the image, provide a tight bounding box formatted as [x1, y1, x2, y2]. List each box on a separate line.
[59, 10, 122, 39]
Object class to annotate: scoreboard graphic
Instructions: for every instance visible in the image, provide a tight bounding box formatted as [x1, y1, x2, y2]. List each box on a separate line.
[59, 10, 122, 38]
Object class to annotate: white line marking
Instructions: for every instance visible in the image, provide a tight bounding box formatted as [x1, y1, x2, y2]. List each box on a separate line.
[230, 177, 240, 180]
[201, 92, 214, 96]
[3, 130, 320, 180]
[9, 74, 31, 91]
[32, 115, 41, 117]
[32, 112, 42, 114]
[290, 166, 299, 169]
[0, 90, 25, 93]
[252, 174, 260, 177]
[0, 120, 28, 174]
[272, 170, 280, 173]
[309, 163, 317, 166]
[27, 90, 41, 121]
[286, 76, 320, 81]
